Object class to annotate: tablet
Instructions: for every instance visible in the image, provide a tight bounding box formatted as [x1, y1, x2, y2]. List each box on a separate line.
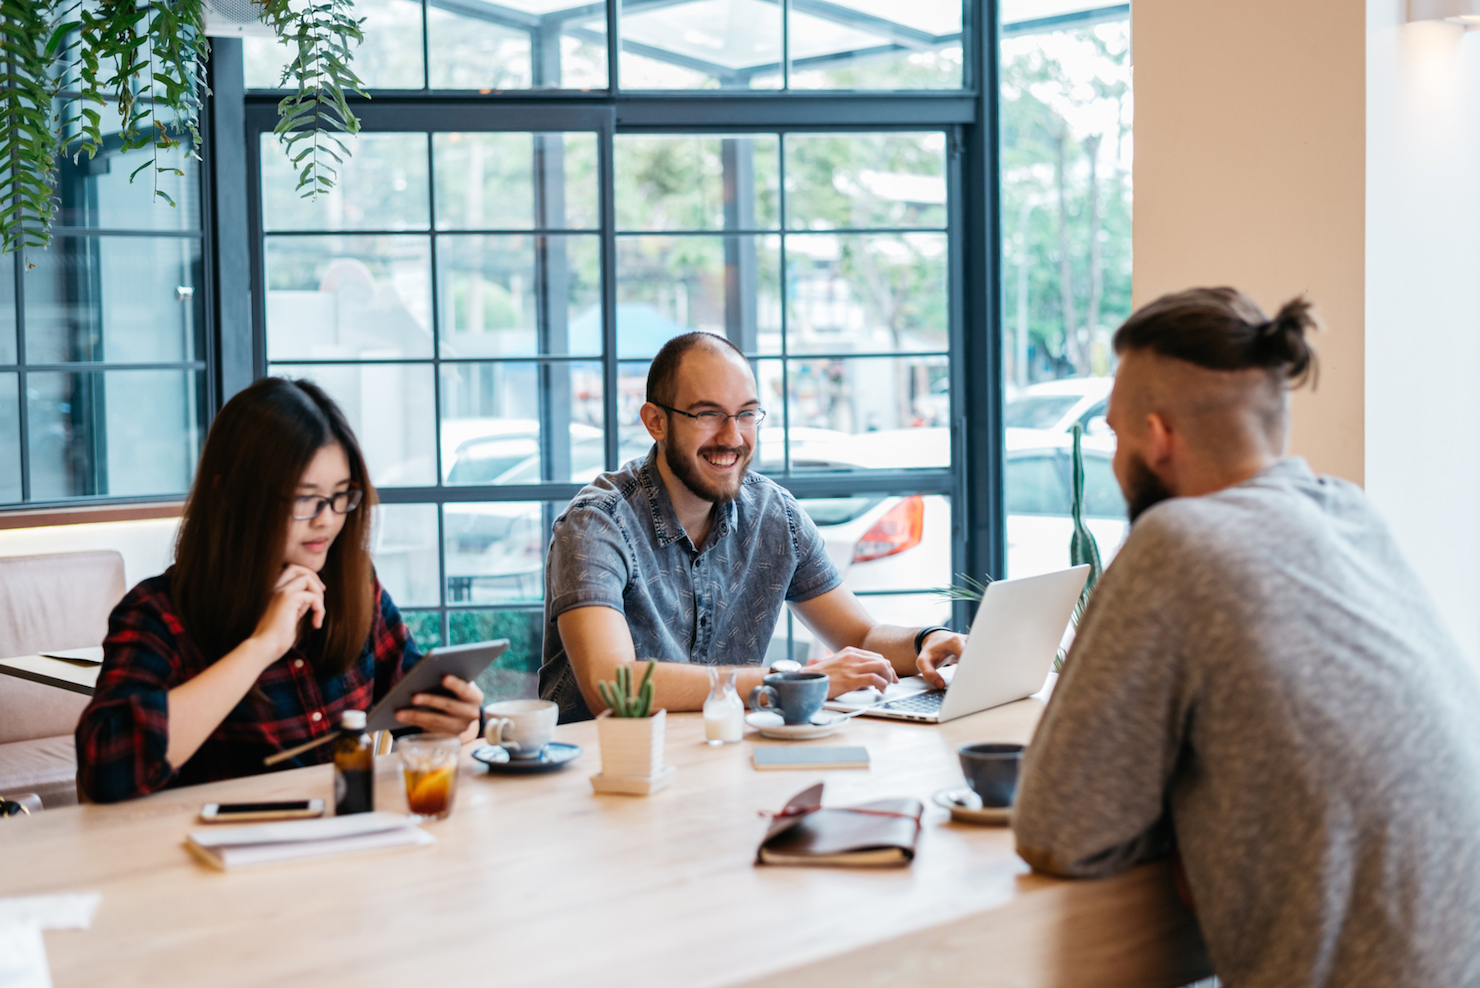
[366, 639, 508, 732]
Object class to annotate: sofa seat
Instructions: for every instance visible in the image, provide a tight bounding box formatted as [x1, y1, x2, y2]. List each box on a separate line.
[0, 735, 79, 808]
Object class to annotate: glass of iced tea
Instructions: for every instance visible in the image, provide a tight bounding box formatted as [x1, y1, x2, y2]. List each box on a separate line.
[399, 734, 462, 821]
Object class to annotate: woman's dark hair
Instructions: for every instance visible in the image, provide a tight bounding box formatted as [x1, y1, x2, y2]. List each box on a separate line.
[1112, 287, 1319, 388]
[172, 378, 377, 677]
[646, 331, 747, 407]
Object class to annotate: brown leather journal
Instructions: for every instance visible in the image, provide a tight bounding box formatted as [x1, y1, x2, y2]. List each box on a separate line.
[756, 783, 923, 867]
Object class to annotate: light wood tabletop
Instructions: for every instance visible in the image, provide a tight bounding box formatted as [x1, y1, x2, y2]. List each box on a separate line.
[0, 653, 101, 696]
[5, 705, 1211, 988]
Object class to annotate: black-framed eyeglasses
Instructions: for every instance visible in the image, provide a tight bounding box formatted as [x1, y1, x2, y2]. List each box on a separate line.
[290, 486, 364, 521]
[653, 403, 767, 430]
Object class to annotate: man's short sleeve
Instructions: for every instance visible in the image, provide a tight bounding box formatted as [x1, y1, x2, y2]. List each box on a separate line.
[545, 502, 634, 620]
[784, 493, 843, 603]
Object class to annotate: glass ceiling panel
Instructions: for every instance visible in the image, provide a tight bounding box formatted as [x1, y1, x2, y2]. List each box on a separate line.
[787, 10, 890, 62]
[620, 0, 782, 72]
[802, 0, 961, 38]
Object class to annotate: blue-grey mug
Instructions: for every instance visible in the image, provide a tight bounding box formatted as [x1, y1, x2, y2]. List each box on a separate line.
[748, 671, 829, 725]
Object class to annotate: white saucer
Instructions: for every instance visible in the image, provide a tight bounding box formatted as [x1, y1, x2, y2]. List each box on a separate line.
[933, 787, 1012, 826]
[745, 709, 849, 740]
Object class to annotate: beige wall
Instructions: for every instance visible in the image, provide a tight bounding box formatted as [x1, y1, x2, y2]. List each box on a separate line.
[1134, 1, 1480, 658]
[1133, 0, 1368, 484]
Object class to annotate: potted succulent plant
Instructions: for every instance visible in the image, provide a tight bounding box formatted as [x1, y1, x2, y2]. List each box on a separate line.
[593, 660, 669, 788]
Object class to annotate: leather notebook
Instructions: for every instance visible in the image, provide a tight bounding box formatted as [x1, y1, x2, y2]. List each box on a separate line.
[756, 783, 923, 868]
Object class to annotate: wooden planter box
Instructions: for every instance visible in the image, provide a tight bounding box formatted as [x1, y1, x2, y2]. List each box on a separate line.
[596, 708, 667, 779]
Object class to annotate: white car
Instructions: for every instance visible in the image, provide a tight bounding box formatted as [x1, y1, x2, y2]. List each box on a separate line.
[1003, 429, 1127, 579]
[1004, 376, 1114, 436]
[768, 425, 1129, 662]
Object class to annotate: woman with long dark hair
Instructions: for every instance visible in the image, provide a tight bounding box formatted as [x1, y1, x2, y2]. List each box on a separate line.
[76, 378, 482, 803]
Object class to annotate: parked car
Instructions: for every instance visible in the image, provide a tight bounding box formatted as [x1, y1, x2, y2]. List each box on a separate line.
[1004, 376, 1113, 435]
[770, 426, 1129, 662]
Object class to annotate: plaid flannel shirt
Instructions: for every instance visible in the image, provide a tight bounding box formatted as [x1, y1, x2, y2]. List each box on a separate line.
[76, 572, 421, 803]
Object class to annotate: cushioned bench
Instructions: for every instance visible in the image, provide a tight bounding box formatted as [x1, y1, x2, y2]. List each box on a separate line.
[0, 550, 127, 808]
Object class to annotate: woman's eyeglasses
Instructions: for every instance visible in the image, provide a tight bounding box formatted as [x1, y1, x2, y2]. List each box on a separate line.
[290, 486, 364, 521]
[653, 403, 767, 430]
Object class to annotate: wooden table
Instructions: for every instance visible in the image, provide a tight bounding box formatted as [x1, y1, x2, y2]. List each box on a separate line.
[5, 705, 1211, 988]
[0, 654, 101, 696]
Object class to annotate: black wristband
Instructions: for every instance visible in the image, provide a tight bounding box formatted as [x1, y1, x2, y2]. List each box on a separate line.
[914, 625, 953, 656]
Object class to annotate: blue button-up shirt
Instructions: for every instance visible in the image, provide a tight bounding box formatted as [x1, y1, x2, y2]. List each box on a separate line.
[539, 447, 842, 722]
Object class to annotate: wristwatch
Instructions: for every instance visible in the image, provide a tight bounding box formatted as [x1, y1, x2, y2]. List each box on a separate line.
[913, 625, 953, 656]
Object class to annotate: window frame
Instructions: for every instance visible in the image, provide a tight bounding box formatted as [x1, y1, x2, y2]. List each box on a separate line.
[0, 89, 219, 511]
[228, 1, 1005, 644]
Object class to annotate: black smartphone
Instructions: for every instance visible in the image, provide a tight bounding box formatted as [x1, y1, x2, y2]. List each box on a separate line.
[198, 799, 325, 823]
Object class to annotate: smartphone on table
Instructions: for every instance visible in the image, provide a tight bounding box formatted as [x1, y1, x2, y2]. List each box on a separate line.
[198, 799, 325, 823]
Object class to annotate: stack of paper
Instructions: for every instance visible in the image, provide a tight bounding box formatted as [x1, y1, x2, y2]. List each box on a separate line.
[0, 892, 102, 988]
[185, 812, 433, 870]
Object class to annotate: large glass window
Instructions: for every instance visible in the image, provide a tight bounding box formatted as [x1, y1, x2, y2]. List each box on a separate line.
[252, 119, 959, 697]
[243, 0, 964, 92]
[0, 108, 208, 507]
[999, 1, 1132, 577]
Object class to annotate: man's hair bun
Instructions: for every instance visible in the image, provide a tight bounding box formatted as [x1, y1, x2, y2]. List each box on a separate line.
[1112, 287, 1319, 388]
[1251, 297, 1317, 386]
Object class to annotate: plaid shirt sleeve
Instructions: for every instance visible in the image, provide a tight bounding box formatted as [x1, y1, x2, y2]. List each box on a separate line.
[77, 577, 425, 804]
[75, 577, 190, 803]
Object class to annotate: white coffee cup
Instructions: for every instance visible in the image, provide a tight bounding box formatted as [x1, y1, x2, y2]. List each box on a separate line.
[484, 699, 558, 759]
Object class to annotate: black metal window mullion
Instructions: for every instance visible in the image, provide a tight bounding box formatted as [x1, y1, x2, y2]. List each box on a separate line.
[14, 250, 28, 502]
[598, 121, 620, 473]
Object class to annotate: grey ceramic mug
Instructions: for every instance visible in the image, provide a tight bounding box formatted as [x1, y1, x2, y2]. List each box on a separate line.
[958, 742, 1025, 808]
[748, 671, 829, 725]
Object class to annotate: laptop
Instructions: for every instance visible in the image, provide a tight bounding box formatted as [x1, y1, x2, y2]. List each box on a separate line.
[826, 565, 1090, 724]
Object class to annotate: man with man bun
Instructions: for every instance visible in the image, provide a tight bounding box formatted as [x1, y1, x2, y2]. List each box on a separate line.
[1013, 288, 1480, 987]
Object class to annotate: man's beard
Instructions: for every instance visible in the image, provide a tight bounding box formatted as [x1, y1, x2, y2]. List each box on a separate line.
[1124, 452, 1174, 523]
[664, 439, 752, 504]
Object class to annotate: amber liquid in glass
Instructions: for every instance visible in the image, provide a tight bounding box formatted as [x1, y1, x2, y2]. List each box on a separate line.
[403, 765, 456, 818]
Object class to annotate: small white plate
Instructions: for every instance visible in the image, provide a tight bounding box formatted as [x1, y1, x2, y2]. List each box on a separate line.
[745, 709, 849, 740]
[933, 787, 1012, 826]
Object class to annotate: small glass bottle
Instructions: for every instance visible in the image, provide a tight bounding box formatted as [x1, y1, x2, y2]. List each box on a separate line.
[703, 666, 744, 745]
[333, 709, 374, 815]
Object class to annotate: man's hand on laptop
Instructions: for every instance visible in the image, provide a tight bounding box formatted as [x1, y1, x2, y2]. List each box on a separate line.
[917, 632, 968, 689]
[806, 647, 899, 697]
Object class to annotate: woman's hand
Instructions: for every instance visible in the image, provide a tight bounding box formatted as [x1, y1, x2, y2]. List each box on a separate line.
[397, 675, 485, 742]
[250, 564, 327, 665]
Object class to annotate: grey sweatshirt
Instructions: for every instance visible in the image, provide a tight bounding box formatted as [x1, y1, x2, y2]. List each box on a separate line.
[1014, 458, 1480, 988]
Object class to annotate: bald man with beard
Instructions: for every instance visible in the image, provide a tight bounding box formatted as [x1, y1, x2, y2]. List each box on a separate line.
[1012, 288, 1480, 988]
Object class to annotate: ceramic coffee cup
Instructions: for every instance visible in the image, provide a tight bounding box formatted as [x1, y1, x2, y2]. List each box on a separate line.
[484, 699, 558, 759]
[748, 671, 829, 725]
[958, 742, 1025, 808]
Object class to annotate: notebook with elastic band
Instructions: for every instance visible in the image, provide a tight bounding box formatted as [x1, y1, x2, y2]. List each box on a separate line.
[756, 783, 923, 868]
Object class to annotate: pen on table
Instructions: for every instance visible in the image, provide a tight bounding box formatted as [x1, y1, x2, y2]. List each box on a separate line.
[263, 731, 341, 767]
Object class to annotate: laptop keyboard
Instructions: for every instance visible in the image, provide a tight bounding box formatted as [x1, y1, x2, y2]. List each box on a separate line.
[879, 689, 946, 714]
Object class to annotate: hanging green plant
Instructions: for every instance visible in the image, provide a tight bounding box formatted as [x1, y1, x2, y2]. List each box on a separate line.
[256, 0, 367, 199]
[0, 0, 67, 254]
[0, 0, 364, 257]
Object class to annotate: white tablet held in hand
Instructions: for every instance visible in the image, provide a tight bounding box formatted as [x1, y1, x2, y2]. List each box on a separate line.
[365, 639, 508, 732]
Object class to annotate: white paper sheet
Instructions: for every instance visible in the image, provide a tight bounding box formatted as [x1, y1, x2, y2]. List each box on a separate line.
[0, 924, 51, 988]
[37, 647, 104, 665]
[0, 893, 101, 931]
